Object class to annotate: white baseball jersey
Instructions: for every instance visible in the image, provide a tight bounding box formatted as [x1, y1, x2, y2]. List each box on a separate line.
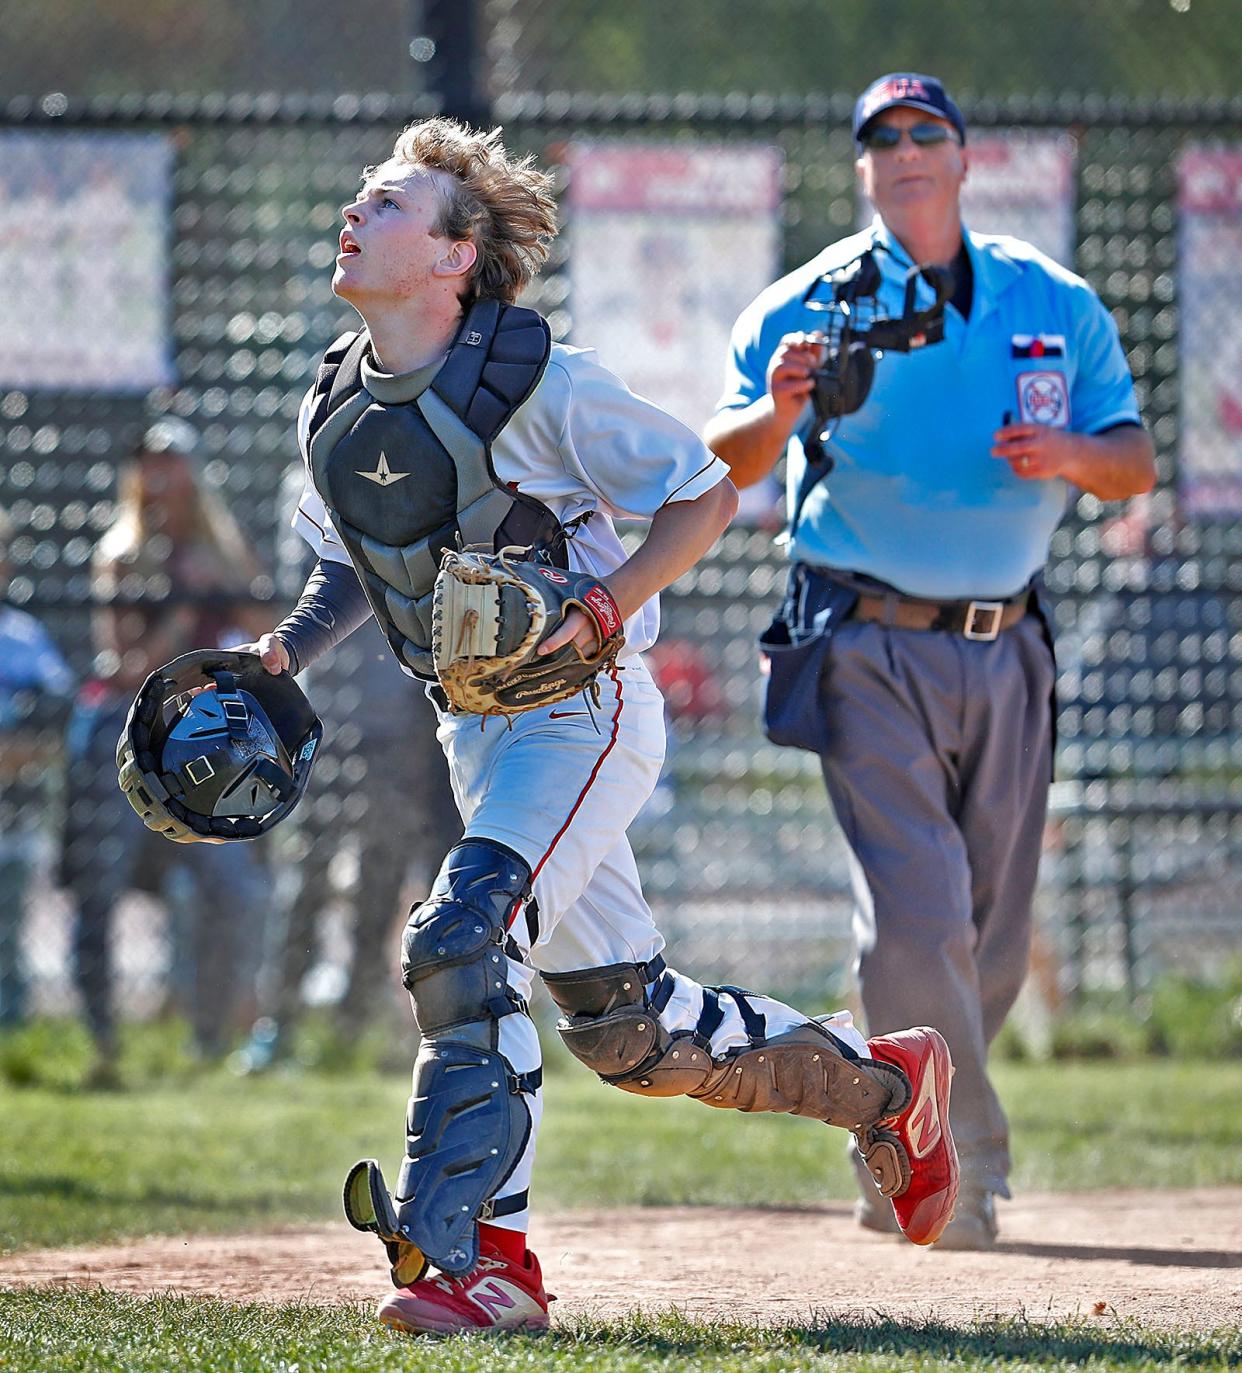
[291, 341, 730, 661]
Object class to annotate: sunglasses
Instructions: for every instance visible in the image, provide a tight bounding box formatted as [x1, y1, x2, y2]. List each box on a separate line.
[860, 122, 959, 152]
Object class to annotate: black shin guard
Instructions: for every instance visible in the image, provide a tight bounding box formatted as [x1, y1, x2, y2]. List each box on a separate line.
[346, 839, 538, 1277]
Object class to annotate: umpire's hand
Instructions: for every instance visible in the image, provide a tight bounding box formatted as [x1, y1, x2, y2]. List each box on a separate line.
[767, 331, 828, 429]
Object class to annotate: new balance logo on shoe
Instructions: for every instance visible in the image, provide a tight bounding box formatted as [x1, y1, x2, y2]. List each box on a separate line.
[906, 1054, 941, 1159]
[469, 1279, 522, 1320]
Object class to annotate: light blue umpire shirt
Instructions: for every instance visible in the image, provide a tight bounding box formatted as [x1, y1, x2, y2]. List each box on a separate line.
[717, 217, 1142, 600]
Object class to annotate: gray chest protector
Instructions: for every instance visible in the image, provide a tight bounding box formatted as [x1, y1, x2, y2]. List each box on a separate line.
[304, 298, 565, 679]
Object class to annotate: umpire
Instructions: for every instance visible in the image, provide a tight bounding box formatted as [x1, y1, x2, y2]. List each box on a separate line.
[705, 72, 1155, 1247]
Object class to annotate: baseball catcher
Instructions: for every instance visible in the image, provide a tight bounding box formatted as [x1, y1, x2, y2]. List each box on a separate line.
[231, 117, 961, 1337]
[432, 546, 624, 717]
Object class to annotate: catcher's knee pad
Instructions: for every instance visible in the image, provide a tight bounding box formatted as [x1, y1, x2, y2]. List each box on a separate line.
[400, 838, 531, 1037]
[367, 839, 540, 1276]
[543, 966, 908, 1131]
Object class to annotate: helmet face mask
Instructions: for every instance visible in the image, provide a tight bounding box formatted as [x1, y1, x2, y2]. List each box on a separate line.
[117, 650, 322, 844]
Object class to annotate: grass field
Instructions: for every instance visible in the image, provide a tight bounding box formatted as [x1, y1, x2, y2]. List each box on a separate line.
[4, 1056, 1242, 1253]
[1, 1293, 1239, 1371]
[4, 1055, 1242, 1370]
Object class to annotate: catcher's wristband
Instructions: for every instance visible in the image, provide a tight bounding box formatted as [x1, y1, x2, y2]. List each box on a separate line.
[578, 583, 623, 646]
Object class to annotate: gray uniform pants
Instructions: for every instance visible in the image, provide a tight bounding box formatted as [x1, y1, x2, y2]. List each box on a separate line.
[818, 613, 1055, 1192]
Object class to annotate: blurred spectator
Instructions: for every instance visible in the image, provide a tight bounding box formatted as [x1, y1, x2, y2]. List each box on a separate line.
[645, 638, 728, 726]
[58, 419, 276, 1075]
[0, 507, 75, 1027]
[634, 638, 729, 831]
[235, 468, 460, 1070]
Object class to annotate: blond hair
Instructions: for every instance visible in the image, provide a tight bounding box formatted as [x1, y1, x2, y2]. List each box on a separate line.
[382, 118, 558, 306]
[95, 451, 261, 593]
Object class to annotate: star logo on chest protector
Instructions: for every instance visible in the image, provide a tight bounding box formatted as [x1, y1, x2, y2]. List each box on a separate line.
[356, 451, 409, 487]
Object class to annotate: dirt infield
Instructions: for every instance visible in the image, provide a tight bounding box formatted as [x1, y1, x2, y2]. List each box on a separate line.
[3, 1189, 1240, 1329]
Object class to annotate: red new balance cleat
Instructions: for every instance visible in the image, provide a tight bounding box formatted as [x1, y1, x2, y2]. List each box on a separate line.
[377, 1237, 551, 1336]
[862, 1027, 959, 1246]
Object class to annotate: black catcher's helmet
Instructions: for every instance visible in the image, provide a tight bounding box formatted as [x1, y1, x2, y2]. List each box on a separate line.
[116, 649, 323, 844]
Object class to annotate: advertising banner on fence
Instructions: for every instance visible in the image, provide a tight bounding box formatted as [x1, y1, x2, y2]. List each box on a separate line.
[859, 131, 1077, 267]
[0, 132, 175, 391]
[959, 132, 1077, 267]
[1177, 146, 1242, 515]
[566, 141, 783, 435]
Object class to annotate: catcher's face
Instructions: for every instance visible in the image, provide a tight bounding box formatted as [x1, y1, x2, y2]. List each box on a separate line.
[334, 162, 476, 308]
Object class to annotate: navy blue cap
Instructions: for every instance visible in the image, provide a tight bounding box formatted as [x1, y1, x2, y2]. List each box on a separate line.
[853, 73, 966, 147]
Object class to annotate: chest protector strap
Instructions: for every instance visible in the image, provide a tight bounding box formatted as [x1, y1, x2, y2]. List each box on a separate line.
[304, 299, 563, 679]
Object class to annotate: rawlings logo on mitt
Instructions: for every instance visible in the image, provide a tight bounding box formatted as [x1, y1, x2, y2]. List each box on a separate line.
[432, 546, 625, 717]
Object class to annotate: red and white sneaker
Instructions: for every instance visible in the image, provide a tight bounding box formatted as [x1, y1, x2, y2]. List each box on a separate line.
[863, 1027, 959, 1246]
[377, 1238, 551, 1336]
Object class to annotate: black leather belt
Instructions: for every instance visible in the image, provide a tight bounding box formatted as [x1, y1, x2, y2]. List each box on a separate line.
[852, 588, 1031, 640]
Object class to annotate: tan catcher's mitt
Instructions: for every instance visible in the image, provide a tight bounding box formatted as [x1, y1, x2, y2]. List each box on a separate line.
[432, 546, 625, 717]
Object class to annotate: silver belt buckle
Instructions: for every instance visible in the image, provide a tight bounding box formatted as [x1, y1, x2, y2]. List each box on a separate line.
[963, 600, 1003, 641]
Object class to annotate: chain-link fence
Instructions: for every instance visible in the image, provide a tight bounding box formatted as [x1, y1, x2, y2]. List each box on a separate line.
[3, 48, 1242, 1056]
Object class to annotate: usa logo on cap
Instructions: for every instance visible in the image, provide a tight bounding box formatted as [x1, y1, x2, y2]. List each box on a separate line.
[861, 77, 931, 123]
